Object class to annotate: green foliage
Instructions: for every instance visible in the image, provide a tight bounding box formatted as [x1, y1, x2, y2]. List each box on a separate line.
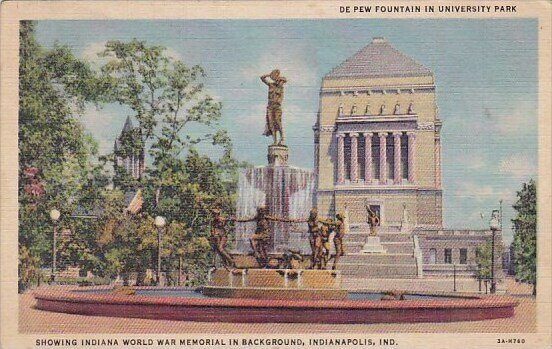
[19, 29, 244, 287]
[511, 180, 537, 295]
[98, 40, 245, 281]
[18, 246, 43, 292]
[475, 240, 503, 280]
[18, 21, 109, 290]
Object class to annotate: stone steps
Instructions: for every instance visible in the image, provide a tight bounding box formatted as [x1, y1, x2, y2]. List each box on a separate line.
[345, 232, 413, 243]
[338, 263, 418, 278]
[340, 253, 415, 264]
[345, 241, 413, 254]
[349, 224, 402, 233]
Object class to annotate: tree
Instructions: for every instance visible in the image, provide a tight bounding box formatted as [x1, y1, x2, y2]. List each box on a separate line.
[18, 21, 107, 291]
[511, 180, 537, 295]
[475, 240, 503, 281]
[98, 40, 246, 280]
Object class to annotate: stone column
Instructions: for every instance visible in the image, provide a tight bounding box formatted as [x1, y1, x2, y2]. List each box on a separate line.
[337, 133, 345, 184]
[407, 132, 416, 183]
[379, 133, 387, 184]
[364, 133, 372, 184]
[350, 133, 359, 182]
[435, 137, 442, 188]
[394, 133, 401, 184]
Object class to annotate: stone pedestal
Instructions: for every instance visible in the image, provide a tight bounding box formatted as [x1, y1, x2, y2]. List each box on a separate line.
[360, 236, 387, 254]
[268, 145, 289, 166]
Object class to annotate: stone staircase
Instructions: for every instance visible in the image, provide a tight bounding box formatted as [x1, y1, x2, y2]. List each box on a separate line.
[337, 225, 419, 279]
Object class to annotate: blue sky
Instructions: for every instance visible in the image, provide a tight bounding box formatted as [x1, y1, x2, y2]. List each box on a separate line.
[35, 19, 538, 243]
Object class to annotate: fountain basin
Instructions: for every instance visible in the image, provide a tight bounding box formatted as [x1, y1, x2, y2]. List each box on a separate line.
[205, 269, 346, 300]
[33, 287, 518, 324]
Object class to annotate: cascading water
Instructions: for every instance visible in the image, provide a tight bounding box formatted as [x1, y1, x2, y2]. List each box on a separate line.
[234, 165, 315, 254]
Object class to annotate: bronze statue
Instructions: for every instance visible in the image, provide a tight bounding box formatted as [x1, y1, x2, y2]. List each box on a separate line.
[209, 208, 237, 269]
[306, 208, 322, 269]
[366, 205, 380, 236]
[261, 69, 287, 145]
[331, 213, 347, 270]
[237, 206, 298, 268]
[306, 208, 334, 269]
[319, 220, 333, 269]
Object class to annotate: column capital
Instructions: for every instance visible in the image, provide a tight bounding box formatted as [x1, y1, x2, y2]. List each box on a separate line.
[393, 132, 402, 139]
[349, 132, 359, 138]
[379, 132, 388, 138]
[336, 133, 346, 139]
[407, 131, 416, 138]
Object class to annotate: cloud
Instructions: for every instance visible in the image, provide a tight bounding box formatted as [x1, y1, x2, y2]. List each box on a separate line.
[499, 152, 538, 179]
[80, 41, 108, 67]
[78, 106, 122, 155]
[164, 47, 183, 61]
[240, 42, 318, 88]
[458, 152, 487, 170]
[454, 182, 512, 203]
[482, 99, 537, 137]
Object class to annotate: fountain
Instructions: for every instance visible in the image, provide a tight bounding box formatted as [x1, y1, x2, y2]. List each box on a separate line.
[234, 145, 314, 254]
[32, 69, 519, 325]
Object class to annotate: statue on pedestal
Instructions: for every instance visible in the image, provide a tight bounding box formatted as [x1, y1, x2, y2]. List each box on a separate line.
[261, 69, 287, 145]
[366, 205, 380, 236]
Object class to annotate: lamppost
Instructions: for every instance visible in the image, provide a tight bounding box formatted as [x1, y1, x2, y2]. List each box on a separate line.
[50, 209, 61, 283]
[489, 209, 500, 294]
[154, 215, 166, 286]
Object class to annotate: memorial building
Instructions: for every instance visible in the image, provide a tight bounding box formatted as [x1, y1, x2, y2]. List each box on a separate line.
[314, 37, 442, 227]
[313, 38, 503, 283]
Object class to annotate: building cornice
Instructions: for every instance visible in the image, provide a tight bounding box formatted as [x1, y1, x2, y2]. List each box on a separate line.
[320, 85, 435, 96]
[336, 114, 417, 124]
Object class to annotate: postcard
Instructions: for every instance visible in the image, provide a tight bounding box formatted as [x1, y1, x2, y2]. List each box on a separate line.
[1, 1, 551, 348]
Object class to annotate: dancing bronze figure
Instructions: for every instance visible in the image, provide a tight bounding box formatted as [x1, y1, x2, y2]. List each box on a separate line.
[306, 207, 334, 269]
[209, 208, 236, 269]
[261, 69, 287, 145]
[332, 213, 347, 270]
[237, 206, 299, 268]
[307, 208, 322, 269]
[318, 220, 333, 269]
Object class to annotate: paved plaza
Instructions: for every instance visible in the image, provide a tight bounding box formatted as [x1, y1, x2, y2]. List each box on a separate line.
[19, 278, 535, 334]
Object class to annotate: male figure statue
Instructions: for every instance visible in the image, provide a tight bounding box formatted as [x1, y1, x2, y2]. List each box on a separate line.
[261, 69, 287, 145]
[366, 205, 380, 236]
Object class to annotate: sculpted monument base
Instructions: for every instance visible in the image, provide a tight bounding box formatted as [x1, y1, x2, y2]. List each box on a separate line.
[360, 236, 387, 254]
[267, 144, 289, 166]
[203, 268, 347, 300]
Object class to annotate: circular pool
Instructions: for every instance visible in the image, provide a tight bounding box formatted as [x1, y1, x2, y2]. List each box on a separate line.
[33, 287, 519, 324]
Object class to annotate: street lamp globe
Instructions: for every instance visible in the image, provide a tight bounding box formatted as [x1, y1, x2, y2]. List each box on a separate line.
[489, 209, 500, 231]
[155, 215, 166, 228]
[50, 209, 61, 222]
